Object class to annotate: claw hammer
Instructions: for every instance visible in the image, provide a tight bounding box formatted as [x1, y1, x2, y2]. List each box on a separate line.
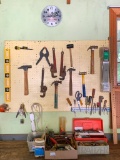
[87, 45, 98, 74]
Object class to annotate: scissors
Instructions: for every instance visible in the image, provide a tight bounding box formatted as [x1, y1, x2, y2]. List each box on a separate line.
[75, 91, 82, 112]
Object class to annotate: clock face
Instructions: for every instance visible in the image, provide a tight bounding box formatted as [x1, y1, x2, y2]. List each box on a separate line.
[41, 5, 62, 27]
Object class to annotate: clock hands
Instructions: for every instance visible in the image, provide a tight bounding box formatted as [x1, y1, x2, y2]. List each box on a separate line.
[47, 12, 61, 18]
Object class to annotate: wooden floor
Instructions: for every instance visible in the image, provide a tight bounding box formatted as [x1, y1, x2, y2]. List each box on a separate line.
[0, 141, 120, 160]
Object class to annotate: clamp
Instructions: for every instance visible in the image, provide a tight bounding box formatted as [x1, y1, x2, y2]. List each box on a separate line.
[16, 103, 26, 118]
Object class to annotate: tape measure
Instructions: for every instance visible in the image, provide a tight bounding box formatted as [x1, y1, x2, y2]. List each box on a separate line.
[4, 48, 11, 102]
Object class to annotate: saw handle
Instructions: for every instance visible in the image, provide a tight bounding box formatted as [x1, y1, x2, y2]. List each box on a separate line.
[24, 71, 29, 95]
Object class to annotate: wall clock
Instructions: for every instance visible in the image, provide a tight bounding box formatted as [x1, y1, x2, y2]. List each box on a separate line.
[41, 5, 62, 27]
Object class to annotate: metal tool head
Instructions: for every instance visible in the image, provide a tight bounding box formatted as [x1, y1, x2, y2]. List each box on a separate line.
[18, 65, 32, 71]
[66, 44, 74, 49]
[67, 67, 76, 72]
[87, 45, 98, 51]
[79, 71, 87, 75]
[51, 80, 62, 86]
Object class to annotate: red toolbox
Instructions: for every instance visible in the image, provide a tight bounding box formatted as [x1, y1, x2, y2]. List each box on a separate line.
[73, 118, 108, 142]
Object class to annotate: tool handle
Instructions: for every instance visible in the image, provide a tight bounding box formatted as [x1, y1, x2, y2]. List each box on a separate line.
[54, 85, 58, 108]
[24, 71, 29, 95]
[60, 51, 64, 76]
[66, 98, 72, 106]
[82, 84, 86, 97]
[69, 48, 73, 67]
[52, 47, 57, 72]
[69, 71, 72, 96]
[92, 88, 95, 98]
[91, 50, 94, 74]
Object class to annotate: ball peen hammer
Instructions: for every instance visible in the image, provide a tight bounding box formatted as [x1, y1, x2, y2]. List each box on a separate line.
[79, 72, 87, 97]
[87, 45, 98, 74]
[66, 44, 74, 68]
[18, 65, 32, 95]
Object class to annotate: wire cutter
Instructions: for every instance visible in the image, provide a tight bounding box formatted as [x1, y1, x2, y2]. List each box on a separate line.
[75, 91, 82, 112]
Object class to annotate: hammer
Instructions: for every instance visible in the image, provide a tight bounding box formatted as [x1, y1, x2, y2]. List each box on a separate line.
[18, 65, 32, 95]
[87, 45, 98, 74]
[67, 68, 76, 96]
[51, 81, 62, 109]
[79, 72, 87, 97]
[66, 44, 74, 67]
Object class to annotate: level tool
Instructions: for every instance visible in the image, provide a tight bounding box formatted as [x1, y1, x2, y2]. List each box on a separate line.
[101, 48, 110, 92]
[4, 48, 11, 102]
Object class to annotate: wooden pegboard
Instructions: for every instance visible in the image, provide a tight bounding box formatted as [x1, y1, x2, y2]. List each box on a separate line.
[4, 40, 109, 112]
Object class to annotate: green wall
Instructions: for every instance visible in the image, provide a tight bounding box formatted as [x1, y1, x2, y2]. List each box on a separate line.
[0, 0, 120, 134]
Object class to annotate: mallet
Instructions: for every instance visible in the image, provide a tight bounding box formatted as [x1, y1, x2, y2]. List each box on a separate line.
[66, 44, 74, 67]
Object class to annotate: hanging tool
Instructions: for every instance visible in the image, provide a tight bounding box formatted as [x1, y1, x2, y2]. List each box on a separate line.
[75, 91, 82, 112]
[66, 44, 74, 67]
[98, 96, 104, 115]
[87, 45, 98, 74]
[50, 47, 57, 78]
[40, 67, 47, 97]
[92, 103, 97, 114]
[66, 98, 72, 106]
[36, 47, 51, 66]
[88, 96, 92, 114]
[15, 46, 33, 50]
[18, 65, 32, 95]
[51, 81, 62, 109]
[90, 88, 95, 115]
[67, 68, 76, 96]
[79, 72, 87, 97]
[16, 103, 26, 118]
[101, 47, 110, 92]
[102, 100, 108, 114]
[85, 96, 89, 114]
[59, 51, 66, 80]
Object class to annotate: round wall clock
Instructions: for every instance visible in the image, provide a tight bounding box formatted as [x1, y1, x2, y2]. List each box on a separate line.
[41, 5, 62, 27]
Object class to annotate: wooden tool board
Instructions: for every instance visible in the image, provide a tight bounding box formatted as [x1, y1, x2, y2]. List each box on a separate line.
[4, 40, 109, 112]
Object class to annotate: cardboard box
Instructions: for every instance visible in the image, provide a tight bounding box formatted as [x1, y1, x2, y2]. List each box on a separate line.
[73, 118, 108, 142]
[76, 141, 109, 154]
[45, 134, 78, 159]
[45, 149, 78, 159]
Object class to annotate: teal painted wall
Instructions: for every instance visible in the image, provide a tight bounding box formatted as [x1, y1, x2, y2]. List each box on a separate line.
[0, 0, 120, 134]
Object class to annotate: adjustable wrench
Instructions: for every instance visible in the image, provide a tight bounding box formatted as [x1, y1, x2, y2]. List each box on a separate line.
[59, 51, 66, 80]
[50, 47, 57, 78]
[40, 68, 47, 97]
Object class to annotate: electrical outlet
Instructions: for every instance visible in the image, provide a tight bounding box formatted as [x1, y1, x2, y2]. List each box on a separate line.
[20, 119, 24, 124]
